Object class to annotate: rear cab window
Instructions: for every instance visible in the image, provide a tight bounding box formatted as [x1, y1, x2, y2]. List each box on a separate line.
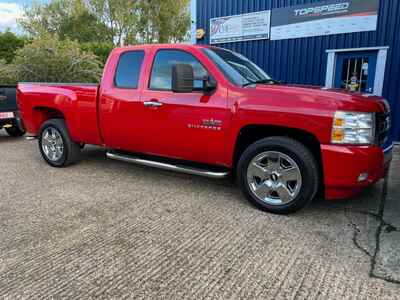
[114, 51, 145, 89]
[149, 49, 209, 91]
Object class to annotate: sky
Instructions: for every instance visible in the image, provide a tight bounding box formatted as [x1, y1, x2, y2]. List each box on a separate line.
[0, 0, 46, 33]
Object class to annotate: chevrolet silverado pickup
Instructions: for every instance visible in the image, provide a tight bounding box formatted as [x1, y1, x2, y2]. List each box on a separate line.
[17, 44, 392, 214]
[0, 85, 25, 136]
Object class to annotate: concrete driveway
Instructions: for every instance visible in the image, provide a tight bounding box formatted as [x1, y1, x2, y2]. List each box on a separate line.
[0, 130, 399, 299]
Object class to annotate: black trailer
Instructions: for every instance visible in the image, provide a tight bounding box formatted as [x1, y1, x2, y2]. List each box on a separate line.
[0, 85, 25, 137]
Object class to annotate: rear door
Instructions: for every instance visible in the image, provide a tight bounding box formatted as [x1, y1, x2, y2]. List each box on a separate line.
[139, 49, 230, 165]
[99, 50, 148, 151]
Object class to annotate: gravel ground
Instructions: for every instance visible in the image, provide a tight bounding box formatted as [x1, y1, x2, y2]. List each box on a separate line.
[0, 130, 399, 299]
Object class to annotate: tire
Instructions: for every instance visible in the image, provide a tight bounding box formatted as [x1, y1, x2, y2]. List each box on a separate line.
[5, 125, 25, 137]
[237, 136, 319, 214]
[38, 119, 81, 167]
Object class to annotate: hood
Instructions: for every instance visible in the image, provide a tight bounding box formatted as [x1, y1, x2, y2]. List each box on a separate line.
[251, 83, 388, 113]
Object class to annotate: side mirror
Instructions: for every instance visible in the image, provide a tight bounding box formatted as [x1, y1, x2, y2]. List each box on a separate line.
[172, 64, 194, 93]
[203, 76, 217, 92]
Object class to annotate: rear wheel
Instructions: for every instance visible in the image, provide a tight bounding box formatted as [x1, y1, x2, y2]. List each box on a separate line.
[38, 119, 81, 167]
[5, 125, 25, 137]
[237, 136, 319, 214]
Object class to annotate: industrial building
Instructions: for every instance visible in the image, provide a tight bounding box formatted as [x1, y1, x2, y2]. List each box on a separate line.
[191, 0, 399, 144]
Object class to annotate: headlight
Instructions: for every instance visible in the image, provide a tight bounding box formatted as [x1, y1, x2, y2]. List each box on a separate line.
[331, 111, 375, 145]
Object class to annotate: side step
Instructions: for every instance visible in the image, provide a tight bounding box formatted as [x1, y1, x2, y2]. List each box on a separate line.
[106, 152, 230, 179]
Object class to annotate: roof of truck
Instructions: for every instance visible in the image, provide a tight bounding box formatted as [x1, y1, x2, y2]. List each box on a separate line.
[113, 43, 213, 52]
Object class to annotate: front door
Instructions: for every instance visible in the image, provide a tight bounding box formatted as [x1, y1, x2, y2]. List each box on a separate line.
[334, 51, 377, 94]
[140, 49, 230, 165]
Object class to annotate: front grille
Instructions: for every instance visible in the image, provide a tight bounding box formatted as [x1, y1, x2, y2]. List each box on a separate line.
[376, 111, 391, 146]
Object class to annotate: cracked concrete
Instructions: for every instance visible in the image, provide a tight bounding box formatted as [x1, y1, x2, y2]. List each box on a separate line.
[335, 145, 400, 285]
[0, 131, 399, 298]
[373, 145, 400, 283]
[329, 145, 400, 285]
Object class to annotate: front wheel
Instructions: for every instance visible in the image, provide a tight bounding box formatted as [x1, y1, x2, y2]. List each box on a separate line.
[237, 137, 319, 214]
[38, 119, 81, 167]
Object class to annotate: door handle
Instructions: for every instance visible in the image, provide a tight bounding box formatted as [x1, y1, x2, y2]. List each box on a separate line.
[144, 100, 163, 107]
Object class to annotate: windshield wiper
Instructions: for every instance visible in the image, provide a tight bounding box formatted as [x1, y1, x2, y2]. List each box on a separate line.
[242, 79, 280, 87]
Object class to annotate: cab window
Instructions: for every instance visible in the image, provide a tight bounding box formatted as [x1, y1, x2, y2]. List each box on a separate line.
[149, 50, 208, 91]
[114, 51, 145, 89]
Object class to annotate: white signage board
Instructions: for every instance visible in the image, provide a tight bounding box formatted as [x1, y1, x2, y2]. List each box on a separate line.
[271, 0, 379, 41]
[210, 11, 271, 44]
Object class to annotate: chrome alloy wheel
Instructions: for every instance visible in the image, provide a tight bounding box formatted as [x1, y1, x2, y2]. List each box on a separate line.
[247, 151, 302, 205]
[41, 127, 64, 161]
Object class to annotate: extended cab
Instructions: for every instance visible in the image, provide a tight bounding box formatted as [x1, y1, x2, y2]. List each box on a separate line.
[17, 44, 392, 214]
[0, 85, 26, 137]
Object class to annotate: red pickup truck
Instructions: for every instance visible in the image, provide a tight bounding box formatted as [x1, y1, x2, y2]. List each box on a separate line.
[17, 44, 392, 214]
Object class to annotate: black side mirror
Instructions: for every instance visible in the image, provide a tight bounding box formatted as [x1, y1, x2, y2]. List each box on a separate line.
[172, 64, 194, 93]
[203, 76, 217, 92]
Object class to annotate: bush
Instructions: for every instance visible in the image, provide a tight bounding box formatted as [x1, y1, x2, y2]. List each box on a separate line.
[0, 59, 18, 84]
[0, 35, 103, 84]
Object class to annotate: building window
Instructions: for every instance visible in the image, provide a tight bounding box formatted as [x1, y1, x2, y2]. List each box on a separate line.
[325, 47, 388, 96]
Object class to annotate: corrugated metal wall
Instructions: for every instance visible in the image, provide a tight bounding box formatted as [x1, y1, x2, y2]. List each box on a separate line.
[196, 0, 400, 142]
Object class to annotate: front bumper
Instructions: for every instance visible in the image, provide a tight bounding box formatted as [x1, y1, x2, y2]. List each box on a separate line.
[321, 144, 392, 200]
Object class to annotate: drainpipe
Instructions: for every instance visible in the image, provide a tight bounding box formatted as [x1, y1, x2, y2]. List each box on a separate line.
[190, 0, 197, 44]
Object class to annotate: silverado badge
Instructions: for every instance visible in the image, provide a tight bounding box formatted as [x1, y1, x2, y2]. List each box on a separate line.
[188, 119, 222, 130]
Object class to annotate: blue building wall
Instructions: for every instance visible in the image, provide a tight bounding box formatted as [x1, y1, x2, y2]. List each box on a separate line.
[195, 0, 400, 142]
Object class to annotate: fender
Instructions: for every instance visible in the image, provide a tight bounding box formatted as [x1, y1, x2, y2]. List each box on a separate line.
[224, 93, 333, 167]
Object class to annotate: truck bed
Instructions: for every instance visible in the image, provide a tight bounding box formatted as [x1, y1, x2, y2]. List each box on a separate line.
[17, 82, 102, 145]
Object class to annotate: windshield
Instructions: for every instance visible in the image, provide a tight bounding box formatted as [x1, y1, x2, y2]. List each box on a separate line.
[202, 47, 272, 87]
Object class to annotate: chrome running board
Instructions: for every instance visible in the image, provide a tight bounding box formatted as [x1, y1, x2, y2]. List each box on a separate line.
[106, 152, 229, 179]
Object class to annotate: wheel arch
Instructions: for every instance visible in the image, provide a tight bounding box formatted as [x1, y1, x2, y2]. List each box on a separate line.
[232, 124, 324, 193]
[31, 106, 66, 134]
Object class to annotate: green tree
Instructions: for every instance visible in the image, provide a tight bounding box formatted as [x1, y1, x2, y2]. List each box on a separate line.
[19, 0, 72, 37]
[58, 9, 111, 43]
[0, 35, 103, 84]
[0, 31, 26, 63]
[137, 0, 190, 43]
[19, 0, 113, 44]
[85, 0, 139, 46]
[19, 0, 191, 46]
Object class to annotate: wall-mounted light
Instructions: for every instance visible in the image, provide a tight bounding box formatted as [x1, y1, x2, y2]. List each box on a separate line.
[196, 28, 205, 40]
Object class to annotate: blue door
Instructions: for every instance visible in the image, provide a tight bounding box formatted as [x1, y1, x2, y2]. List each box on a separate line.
[334, 51, 377, 94]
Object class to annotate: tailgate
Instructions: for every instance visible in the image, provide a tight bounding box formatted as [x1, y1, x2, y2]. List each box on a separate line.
[0, 85, 17, 113]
